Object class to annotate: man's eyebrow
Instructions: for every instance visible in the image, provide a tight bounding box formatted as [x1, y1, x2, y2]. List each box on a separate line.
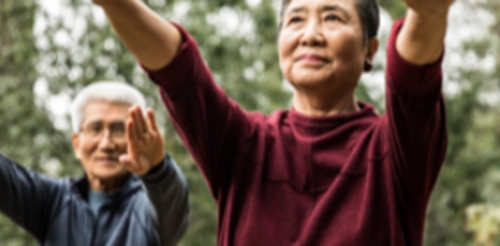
[110, 121, 126, 127]
[86, 120, 102, 125]
[286, 6, 306, 16]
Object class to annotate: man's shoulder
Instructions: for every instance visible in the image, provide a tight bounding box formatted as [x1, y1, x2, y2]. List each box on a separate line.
[130, 188, 155, 212]
[128, 189, 158, 230]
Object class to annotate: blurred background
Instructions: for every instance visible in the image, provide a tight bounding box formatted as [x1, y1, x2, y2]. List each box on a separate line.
[1, 0, 500, 245]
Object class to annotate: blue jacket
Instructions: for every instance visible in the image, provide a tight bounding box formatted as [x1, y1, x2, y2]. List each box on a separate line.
[0, 153, 189, 246]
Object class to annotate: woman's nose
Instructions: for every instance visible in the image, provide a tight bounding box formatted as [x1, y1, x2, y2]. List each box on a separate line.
[300, 20, 326, 47]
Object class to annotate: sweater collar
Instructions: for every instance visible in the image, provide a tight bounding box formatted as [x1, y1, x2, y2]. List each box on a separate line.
[288, 101, 378, 137]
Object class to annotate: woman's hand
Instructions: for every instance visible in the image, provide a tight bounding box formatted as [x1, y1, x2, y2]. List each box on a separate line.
[91, 0, 181, 70]
[403, 0, 455, 19]
[91, 0, 133, 7]
[396, 0, 455, 65]
[119, 106, 165, 176]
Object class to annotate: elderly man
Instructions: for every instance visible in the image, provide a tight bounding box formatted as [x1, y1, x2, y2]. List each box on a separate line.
[0, 82, 189, 246]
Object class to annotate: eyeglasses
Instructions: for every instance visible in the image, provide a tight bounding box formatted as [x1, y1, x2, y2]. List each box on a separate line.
[80, 122, 126, 142]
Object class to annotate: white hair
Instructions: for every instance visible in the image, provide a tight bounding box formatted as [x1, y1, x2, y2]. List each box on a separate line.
[71, 81, 146, 133]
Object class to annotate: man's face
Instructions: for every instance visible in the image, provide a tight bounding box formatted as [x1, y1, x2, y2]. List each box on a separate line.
[71, 100, 130, 182]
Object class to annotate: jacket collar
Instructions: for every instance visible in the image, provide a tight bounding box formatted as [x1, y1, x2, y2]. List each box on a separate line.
[72, 174, 143, 203]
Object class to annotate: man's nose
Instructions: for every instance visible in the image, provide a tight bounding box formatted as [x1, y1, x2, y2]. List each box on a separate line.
[98, 130, 116, 150]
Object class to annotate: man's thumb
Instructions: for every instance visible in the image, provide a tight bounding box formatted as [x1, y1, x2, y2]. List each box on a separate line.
[119, 155, 134, 168]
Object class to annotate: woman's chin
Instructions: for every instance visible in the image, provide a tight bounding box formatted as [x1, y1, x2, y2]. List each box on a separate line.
[289, 76, 333, 90]
[288, 69, 335, 84]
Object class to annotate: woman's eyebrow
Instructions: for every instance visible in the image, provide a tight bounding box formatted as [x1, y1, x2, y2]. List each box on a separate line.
[320, 4, 351, 19]
[286, 4, 351, 19]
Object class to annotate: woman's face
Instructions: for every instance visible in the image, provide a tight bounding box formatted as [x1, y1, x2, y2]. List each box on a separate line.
[278, 0, 368, 93]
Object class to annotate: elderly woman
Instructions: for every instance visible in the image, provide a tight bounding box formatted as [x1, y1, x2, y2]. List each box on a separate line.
[94, 0, 453, 245]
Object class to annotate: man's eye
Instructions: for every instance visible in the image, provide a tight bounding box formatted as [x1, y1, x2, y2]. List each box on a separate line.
[84, 124, 101, 134]
[113, 126, 126, 134]
[90, 126, 101, 133]
[289, 16, 303, 24]
[110, 123, 126, 136]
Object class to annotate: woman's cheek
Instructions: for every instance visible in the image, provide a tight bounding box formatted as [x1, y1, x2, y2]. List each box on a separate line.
[278, 54, 291, 79]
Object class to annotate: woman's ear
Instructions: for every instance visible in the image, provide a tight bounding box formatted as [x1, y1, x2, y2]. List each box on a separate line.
[363, 38, 379, 72]
[366, 38, 380, 62]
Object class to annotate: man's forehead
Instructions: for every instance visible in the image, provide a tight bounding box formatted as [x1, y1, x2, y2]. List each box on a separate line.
[81, 100, 132, 125]
[83, 118, 126, 126]
[83, 99, 132, 109]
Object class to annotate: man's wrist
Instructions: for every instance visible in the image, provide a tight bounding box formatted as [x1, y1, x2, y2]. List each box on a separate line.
[151, 152, 165, 169]
[142, 154, 166, 178]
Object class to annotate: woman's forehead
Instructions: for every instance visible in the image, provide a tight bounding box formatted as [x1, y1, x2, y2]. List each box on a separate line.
[284, 0, 357, 14]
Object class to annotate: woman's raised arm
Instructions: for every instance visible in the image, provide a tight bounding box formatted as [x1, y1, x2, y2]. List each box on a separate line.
[93, 0, 182, 70]
[397, 0, 455, 65]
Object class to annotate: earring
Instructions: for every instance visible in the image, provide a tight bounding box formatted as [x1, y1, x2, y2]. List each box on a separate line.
[364, 60, 373, 72]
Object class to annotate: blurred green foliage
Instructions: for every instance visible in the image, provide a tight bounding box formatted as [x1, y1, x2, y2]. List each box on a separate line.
[0, 1, 76, 245]
[1, 0, 500, 245]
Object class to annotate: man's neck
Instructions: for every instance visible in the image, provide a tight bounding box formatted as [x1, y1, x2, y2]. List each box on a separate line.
[87, 174, 130, 193]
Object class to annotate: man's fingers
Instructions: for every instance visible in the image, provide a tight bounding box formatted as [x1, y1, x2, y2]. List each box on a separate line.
[133, 106, 148, 134]
[119, 155, 138, 172]
[146, 109, 160, 132]
[119, 155, 147, 175]
[127, 118, 139, 142]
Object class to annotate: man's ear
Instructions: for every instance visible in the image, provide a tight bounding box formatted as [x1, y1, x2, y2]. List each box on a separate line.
[71, 133, 82, 159]
[366, 38, 380, 63]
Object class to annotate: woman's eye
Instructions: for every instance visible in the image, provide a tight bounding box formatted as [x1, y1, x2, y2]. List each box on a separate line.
[325, 15, 339, 21]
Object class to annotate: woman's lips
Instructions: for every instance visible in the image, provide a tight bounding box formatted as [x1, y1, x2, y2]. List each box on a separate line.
[297, 54, 329, 64]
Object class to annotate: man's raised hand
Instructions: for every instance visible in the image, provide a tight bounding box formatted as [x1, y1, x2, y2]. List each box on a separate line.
[119, 106, 164, 176]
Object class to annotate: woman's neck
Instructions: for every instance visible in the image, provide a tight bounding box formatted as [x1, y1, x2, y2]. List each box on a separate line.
[293, 89, 359, 117]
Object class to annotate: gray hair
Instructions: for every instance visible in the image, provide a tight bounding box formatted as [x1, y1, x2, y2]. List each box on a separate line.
[70, 81, 146, 133]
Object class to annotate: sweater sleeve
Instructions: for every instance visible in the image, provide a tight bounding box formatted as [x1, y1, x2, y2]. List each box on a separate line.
[143, 23, 251, 197]
[384, 19, 448, 201]
[140, 154, 189, 246]
[0, 153, 64, 241]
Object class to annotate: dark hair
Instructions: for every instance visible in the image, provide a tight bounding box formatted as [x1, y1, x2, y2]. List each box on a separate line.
[279, 0, 380, 44]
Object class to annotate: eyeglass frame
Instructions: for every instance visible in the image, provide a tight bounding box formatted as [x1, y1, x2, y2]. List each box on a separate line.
[78, 120, 128, 142]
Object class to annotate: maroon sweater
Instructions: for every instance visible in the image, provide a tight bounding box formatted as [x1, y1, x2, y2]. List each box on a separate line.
[146, 19, 447, 246]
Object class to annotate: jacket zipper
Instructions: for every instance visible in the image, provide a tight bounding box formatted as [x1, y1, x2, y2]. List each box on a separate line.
[89, 209, 100, 246]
